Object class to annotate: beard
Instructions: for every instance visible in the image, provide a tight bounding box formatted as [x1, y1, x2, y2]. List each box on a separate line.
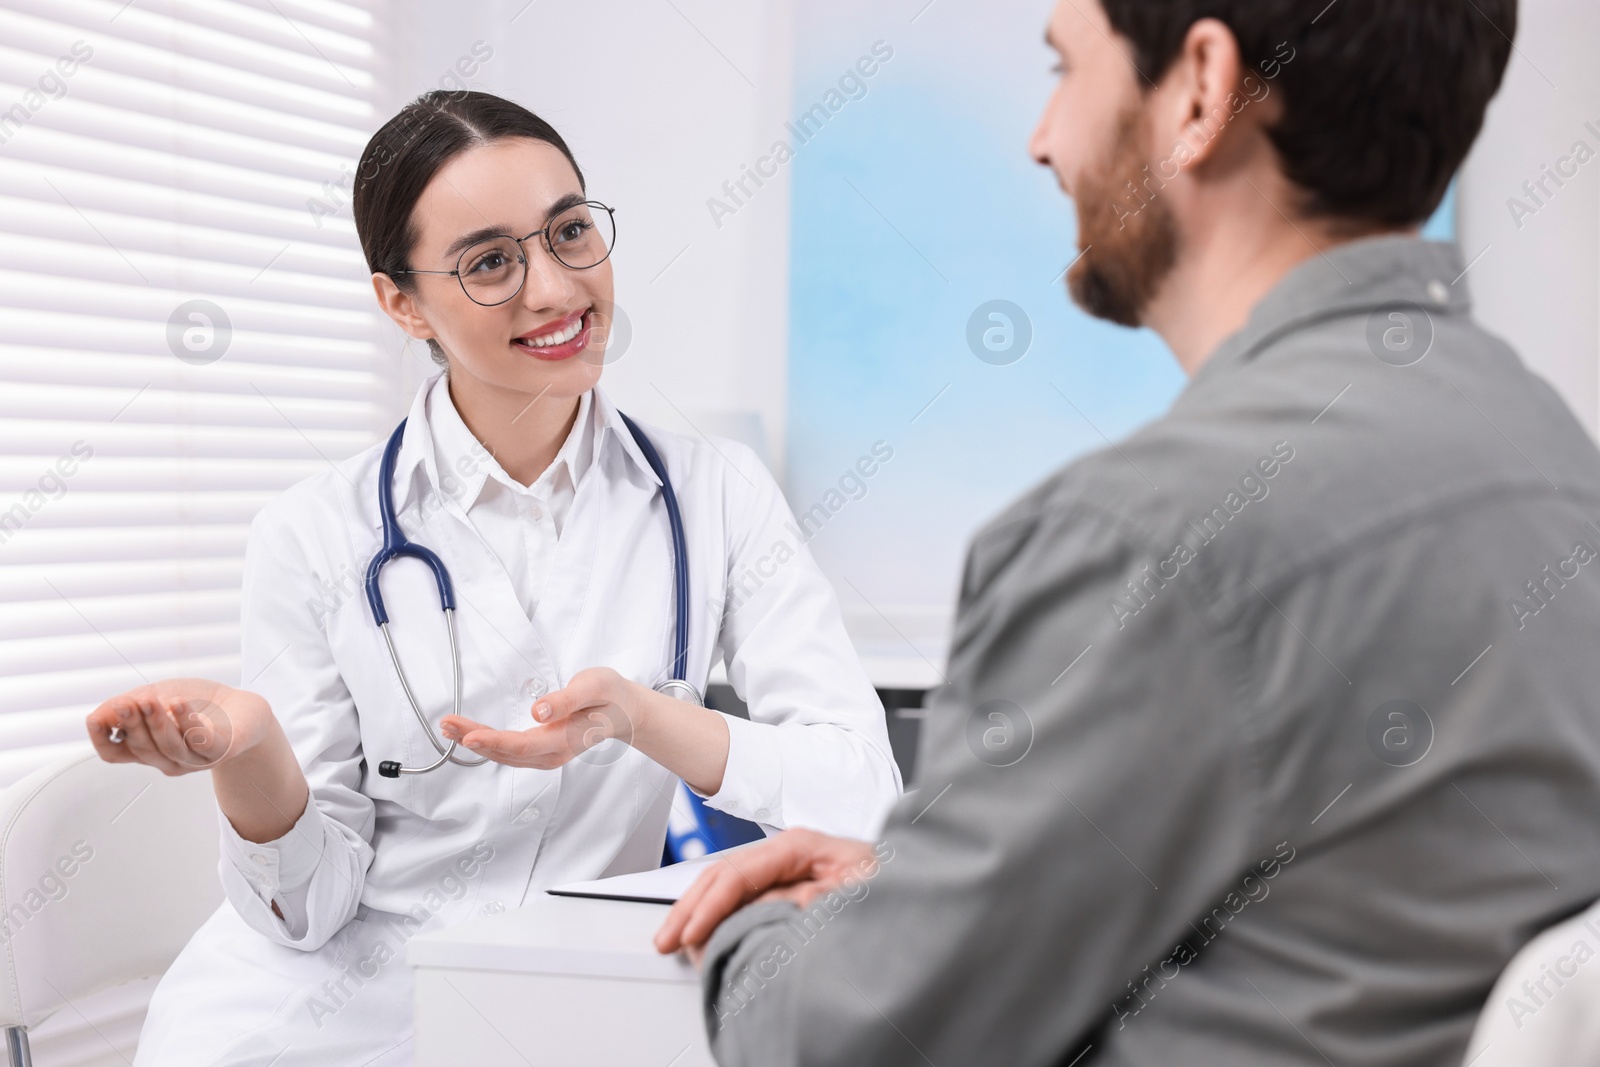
[1066, 103, 1179, 328]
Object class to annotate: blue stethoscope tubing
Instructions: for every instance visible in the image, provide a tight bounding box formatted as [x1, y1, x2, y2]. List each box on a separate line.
[617, 411, 692, 687]
[366, 411, 698, 779]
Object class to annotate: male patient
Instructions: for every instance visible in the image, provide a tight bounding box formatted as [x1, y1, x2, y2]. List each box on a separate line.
[656, 1, 1600, 1063]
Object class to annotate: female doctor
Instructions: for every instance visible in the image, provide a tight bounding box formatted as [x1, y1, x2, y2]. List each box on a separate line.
[84, 90, 901, 1066]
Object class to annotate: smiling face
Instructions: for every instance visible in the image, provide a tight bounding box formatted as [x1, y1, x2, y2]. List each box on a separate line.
[374, 136, 616, 401]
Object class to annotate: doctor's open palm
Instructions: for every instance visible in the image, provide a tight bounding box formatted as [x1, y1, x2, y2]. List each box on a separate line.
[86, 679, 276, 775]
[438, 665, 642, 770]
[434, 667, 732, 798]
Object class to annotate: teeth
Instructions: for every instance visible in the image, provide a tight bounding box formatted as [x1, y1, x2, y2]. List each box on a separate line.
[519, 315, 584, 348]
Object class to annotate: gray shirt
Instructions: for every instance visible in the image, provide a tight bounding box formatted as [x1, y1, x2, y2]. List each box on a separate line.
[699, 236, 1600, 1066]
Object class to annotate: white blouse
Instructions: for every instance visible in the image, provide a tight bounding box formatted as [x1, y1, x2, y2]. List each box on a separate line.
[427, 379, 593, 623]
[213, 370, 903, 949]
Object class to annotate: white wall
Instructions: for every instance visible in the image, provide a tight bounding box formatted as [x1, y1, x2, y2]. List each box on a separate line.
[1459, 0, 1600, 438]
[385, 0, 795, 470]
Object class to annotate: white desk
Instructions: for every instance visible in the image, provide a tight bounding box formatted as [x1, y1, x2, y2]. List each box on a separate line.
[407, 894, 715, 1066]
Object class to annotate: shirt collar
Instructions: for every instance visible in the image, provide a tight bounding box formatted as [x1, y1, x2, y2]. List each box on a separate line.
[385, 372, 662, 520]
[1189, 234, 1472, 390]
[429, 376, 595, 508]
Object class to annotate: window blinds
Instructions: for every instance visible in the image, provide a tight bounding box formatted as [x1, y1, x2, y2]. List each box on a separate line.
[0, 0, 387, 789]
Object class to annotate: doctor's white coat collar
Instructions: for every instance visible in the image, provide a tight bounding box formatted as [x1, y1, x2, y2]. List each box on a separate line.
[382, 371, 662, 522]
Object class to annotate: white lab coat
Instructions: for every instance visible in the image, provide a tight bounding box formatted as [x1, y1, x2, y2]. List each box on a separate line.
[132, 372, 902, 1066]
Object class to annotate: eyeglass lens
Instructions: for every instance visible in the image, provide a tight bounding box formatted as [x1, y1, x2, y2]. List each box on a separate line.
[456, 203, 615, 305]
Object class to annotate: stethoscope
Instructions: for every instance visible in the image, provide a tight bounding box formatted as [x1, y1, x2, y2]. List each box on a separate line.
[367, 411, 701, 778]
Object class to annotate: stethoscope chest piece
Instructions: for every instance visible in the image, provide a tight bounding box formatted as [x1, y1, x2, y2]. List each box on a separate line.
[653, 678, 704, 706]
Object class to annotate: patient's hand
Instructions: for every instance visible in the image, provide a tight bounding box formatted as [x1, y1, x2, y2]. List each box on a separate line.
[86, 679, 273, 775]
[653, 829, 881, 966]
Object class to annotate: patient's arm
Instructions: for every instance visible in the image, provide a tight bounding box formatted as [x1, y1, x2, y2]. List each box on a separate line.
[668, 501, 1255, 1066]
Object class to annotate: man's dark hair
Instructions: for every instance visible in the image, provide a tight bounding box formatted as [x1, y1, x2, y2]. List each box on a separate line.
[1099, 0, 1516, 228]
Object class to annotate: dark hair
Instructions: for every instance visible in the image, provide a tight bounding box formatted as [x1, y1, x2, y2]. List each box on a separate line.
[352, 90, 585, 363]
[1099, 0, 1516, 228]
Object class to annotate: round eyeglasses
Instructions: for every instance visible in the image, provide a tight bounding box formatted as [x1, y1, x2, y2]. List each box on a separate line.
[392, 200, 617, 307]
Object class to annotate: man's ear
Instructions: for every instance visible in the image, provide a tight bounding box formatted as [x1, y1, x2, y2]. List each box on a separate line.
[1162, 17, 1249, 171]
[371, 272, 437, 344]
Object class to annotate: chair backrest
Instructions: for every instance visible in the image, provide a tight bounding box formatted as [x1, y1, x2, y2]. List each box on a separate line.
[0, 751, 221, 1031]
[1463, 896, 1600, 1065]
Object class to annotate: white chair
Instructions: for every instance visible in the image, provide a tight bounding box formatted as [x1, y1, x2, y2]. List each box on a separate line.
[0, 751, 221, 1066]
[1463, 896, 1600, 1065]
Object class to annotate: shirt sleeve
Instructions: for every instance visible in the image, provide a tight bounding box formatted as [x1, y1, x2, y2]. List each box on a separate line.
[699, 441, 903, 840]
[698, 499, 1261, 1066]
[221, 496, 376, 951]
[216, 788, 323, 940]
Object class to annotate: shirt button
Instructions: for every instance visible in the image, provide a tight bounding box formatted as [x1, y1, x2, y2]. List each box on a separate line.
[250, 853, 270, 866]
[519, 676, 547, 701]
[527, 502, 544, 521]
[480, 900, 505, 916]
[1426, 279, 1450, 306]
[513, 805, 540, 825]
[755, 808, 771, 821]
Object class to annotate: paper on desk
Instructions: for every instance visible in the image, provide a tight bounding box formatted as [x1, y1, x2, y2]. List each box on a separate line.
[546, 844, 759, 904]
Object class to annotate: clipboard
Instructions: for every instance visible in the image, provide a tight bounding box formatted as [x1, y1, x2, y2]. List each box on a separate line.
[546, 842, 761, 905]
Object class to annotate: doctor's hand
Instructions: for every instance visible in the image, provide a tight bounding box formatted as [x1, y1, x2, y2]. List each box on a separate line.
[439, 666, 646, 770]
[86, 679, 275, 775]
[653, 829, 882, 967]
